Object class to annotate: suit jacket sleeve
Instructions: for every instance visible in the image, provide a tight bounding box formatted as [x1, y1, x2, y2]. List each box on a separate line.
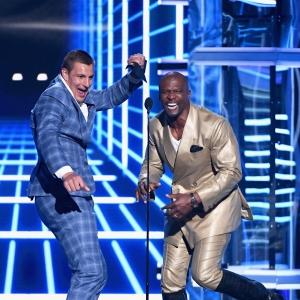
[138, 130, 165, 183]
[195, 118, 242, 211]
[90, 74, 142, 111]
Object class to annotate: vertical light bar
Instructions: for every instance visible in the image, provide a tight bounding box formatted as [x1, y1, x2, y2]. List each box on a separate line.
[83, 0, 88, 50]
[107, 0, 114, 154]
[43, 241, 55, 293]
[4, 201, 20, 293]
[289, 68, 297, 269]
[200, 0, 205, 106]
[175, 4, 183, 59]
[97, 0, 103, 90]
[142, 0, 150, 154]
[41, 222, 55, 293]
[4, 241, 16, 293]
[4, 158, 23, 293]
[122, 0, 129, 168]
[89, 0, 94, 59]
[96, 0, 103, 145]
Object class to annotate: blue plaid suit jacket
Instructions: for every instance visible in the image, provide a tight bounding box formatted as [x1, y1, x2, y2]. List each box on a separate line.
[27, 74, 141, 198]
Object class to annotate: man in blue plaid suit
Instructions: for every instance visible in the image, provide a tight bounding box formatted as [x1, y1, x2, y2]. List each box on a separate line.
[28, 50, 146, 299]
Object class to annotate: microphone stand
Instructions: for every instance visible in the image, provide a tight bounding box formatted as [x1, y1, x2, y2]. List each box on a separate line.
[144, 97, 153, 300]
[146, 105, 150, 300]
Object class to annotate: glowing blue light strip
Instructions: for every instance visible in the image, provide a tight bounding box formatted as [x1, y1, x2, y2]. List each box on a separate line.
[275, 143, 294, 152]
[128, 36, 143, 45]
[245, 188, 270, 194]
[0, 159, 102, 166]
[127, 149, 143, 164]
[175, 4, 184, 59]
[0, 149, 93, 155]
[275, 114, 288, 120]
[0, 152, 8, 174]
[113, 2, 122, 12]
[4, 240, 16, 293]
[275, 173, 296, 180]
[149, 24, 175, 37]
[127, 11, 143, 23]
[127, 128, 143, 139]
[275, 159, 296, 166]
[94, 205, 111, 231]
[0, 133, 32, 138]
[244, 150, 270, 157]
[0, 197, 136, 204]
[0, 294, 163, 299]
[0, 231, 164, 239]
[276, 201, 294, 208]
[0, 149, 37, 154]
[122, 0, 129, 169]
[96, 113, 103, 145]
[119, 204, 143, 231]
[0, 141, 34, 145]
[89, 0, 94, 60]
[235, 0, 276, 7]
[249, 201, 294, 209]
[254, 216, 292, 223]
[0, 175, 115, 181]
[245, 176, 270, 181]
[245, 163, 270, 169]
[249, 202, 269, 209]
[149, 2, 159, 9]
[148, 242, 163, 264]
[244, 135, 270, 142]
[111, 241, 144, 294]
[245, 188, 296, 195]
[275, 128, 290, 135]
[107, 0, 114, 154]
[128, 106, 143, 114]
[97, 0, 103, 90]
[158, 0, 188, 4]
[43, 241, 55, 293]
[11, 204, 19, 231]
[275, 188, 295, 195]
[244, 119, 270, 126]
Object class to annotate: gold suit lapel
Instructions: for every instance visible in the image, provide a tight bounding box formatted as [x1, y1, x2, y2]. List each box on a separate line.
[162, 124, 177, 171]
[173, 105, 196, 183]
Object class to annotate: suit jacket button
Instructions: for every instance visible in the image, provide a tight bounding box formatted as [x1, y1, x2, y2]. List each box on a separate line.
[84, 162, 88, 165]
[193, 182, 197, 186]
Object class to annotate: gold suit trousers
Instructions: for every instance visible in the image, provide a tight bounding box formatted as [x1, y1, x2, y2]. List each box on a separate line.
[161, 233, 231, 293]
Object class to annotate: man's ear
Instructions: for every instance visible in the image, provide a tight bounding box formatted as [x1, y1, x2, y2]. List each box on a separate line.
[61, 68, 68, 81]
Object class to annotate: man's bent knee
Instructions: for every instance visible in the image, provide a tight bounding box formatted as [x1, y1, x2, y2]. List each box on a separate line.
[192, 268, 223, 291]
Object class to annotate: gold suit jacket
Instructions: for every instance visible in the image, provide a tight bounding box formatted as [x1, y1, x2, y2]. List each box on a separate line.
[139, 104, 253, 249]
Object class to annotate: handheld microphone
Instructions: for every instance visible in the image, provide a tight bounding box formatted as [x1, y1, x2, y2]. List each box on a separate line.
[144, 97, 153, 111]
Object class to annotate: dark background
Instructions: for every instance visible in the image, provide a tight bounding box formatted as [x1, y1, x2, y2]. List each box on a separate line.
[0, 0, 72, 117]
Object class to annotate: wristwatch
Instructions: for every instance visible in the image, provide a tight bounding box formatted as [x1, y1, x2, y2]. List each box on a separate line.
[190, 193, 199, 208]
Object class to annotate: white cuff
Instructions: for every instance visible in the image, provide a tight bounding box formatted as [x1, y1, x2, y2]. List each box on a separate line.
[55, 166, 74, 179]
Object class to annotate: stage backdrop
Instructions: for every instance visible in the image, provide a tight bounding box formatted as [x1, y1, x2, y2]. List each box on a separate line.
[0, 1, 299, 300]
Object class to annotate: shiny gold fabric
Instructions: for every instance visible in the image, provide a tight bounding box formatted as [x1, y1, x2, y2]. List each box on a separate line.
[161, 234, 231, 293]
[138, 104, 253, 249]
